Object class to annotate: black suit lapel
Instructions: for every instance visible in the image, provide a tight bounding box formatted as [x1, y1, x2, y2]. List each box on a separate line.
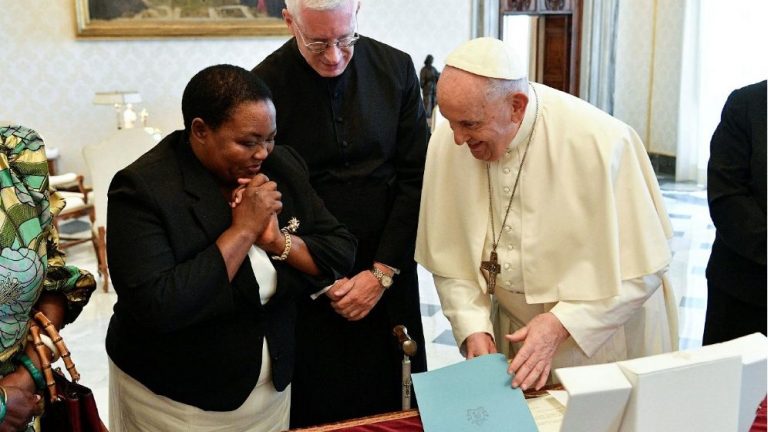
[175, 135, 232, 243]
[174, 135, 262, 307]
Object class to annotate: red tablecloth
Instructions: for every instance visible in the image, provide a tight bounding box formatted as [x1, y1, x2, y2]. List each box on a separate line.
[290, 410, 422, 432]
[751, 398, 767, 432]
[293, 397, 768, 432]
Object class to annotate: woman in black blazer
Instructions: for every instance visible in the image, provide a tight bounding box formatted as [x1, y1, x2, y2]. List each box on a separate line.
[105, 65, 356, 431]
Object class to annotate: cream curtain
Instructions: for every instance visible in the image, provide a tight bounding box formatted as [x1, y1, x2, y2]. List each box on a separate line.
[579, 0, 619, 114]
[608, 0, 686, 157]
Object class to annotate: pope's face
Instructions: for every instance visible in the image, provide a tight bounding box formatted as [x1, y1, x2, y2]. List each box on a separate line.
[284, 3, 357, 78]
[193, 100, 277, 185]
[437, 68, 523, 162]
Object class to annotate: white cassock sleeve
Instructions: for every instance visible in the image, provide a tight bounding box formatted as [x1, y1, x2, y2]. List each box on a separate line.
[433, 275, 494, 352]
[549, 268, 666, 357]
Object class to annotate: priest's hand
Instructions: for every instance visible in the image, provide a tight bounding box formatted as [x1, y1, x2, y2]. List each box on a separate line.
[505, 312, 570, 391]
[328, 270, 385, 321]
[324, 278, 349, 302]
[463, 332, 497, 359]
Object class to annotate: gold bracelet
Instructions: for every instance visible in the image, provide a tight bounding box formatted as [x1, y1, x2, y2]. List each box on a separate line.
[270, 229, 292, 261]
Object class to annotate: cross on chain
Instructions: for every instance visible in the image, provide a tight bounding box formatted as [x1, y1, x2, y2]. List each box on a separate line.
[480, 251, 501, 295]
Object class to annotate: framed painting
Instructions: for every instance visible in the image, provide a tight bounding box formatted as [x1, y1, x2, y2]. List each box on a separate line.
[75, 0, 291, 38]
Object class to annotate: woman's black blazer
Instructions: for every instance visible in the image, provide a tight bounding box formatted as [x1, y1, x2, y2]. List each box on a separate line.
[105, 130, 356, 411]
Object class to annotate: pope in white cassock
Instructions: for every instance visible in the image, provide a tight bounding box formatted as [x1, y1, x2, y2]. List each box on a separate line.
[415, 38, 679, 391]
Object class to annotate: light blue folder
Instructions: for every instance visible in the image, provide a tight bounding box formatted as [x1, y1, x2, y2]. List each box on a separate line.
[412, 354, 538, 432]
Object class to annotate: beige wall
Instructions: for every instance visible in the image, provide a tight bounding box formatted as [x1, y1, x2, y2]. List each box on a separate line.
[613, 0, 685, 156]
[0, 0, 470, 175]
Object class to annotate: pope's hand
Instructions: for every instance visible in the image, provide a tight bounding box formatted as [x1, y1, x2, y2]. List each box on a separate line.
[463, 332, 497, 359]
[329, 270, 384, 321]
[505, 312, 569, 391]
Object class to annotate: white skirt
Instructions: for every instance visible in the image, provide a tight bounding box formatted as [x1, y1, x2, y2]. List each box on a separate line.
[109, 340, 289, 432]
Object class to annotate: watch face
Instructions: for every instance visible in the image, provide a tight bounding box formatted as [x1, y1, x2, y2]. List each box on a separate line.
[381, 274, 393, 288]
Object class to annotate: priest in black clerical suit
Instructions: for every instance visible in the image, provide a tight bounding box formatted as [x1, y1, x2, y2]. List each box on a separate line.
[253, 0, 428, 427]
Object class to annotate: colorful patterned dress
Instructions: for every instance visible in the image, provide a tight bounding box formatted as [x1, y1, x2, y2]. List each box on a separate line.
[0, 124, 96, 378]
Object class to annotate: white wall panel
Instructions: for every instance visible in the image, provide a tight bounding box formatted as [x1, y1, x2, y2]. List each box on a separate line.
[0, 0, 470, 175]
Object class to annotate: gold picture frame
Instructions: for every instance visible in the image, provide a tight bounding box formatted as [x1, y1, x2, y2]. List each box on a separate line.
[75, 0, 291, 38]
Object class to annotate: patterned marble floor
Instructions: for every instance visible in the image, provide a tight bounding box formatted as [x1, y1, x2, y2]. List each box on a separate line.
[59, 179, 713, 420]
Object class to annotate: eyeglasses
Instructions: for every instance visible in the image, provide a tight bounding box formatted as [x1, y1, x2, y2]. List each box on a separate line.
[295, 24, 360, 54]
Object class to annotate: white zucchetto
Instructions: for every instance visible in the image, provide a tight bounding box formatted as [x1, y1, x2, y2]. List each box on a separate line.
[444, 37, 526, 80]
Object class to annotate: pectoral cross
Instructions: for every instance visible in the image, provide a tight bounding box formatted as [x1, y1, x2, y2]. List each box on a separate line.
[480, 251, 501, 295]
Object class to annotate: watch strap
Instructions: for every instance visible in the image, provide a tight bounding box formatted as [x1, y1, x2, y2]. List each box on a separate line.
[371, 267, 393, 288]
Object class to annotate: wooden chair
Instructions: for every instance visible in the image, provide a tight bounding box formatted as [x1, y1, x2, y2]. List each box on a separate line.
[82, 128, 158, 292]
[49, 173, 106, 289]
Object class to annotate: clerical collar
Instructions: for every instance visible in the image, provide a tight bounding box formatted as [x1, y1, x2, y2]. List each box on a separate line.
[505, 83, 539, 155]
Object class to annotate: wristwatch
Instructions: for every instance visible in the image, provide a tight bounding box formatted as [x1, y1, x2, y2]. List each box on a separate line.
[371, 267, 394, 289]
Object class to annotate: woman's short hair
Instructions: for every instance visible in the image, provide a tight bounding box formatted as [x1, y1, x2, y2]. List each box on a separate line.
[182, 64, 272, 132]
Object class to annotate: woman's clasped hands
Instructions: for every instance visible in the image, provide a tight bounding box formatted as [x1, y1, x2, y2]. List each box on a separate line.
[229, 174, 284, 253]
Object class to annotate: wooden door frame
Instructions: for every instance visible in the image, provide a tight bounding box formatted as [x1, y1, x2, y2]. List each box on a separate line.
[498, 0, 583, 96]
